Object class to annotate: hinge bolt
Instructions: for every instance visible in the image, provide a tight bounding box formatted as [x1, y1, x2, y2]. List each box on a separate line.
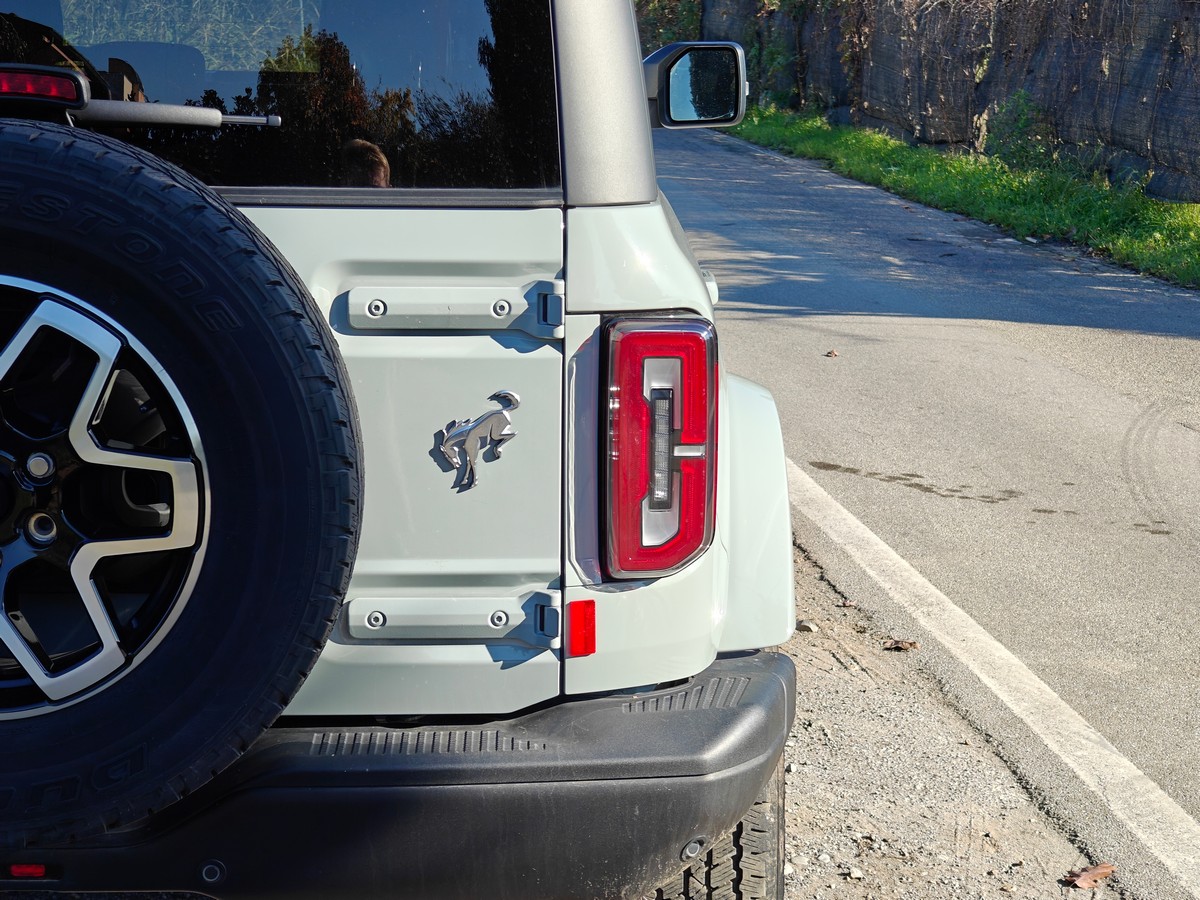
[491, 299, 511, 317]
[489, 610, 509, 628]
[366, 299, 387, 318]
[365, 611, 386, 629]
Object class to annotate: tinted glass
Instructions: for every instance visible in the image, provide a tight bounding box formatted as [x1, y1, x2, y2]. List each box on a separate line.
[0, 0, 560, 189]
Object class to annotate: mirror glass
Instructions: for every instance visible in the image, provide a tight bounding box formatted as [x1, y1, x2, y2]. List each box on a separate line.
[666, 47, 738, 124]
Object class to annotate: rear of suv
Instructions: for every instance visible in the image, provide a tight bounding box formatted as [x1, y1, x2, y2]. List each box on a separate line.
[0, 2, 796, 897]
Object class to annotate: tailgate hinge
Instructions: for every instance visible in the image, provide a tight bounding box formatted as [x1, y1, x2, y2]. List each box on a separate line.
[536, 279, 565, 340]
[345, 279, 564, 341]
[534, 589, 562, 651]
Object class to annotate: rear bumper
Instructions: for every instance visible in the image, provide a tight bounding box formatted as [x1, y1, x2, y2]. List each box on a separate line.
[4, 651, 795, 900]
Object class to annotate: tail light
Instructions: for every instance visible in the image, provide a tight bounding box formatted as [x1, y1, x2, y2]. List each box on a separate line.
[5, 863, 48, 878]
[605, 318, 717, 578]
[0, 66, 87, 108]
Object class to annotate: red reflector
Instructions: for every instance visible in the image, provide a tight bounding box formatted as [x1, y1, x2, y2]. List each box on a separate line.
[567, 599, 596, 657]
[605, 319, 717, 578]
[9, 863, 47, 878]
[0, 72, 79, 102]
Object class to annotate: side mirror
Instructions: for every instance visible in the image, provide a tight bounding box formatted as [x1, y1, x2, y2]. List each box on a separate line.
[643, 42, 748, 129]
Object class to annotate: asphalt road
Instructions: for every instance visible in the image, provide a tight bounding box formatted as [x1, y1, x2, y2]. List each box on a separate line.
[655, 127, 1200, 899]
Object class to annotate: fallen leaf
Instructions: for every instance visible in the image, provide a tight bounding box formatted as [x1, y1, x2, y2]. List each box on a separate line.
[838, 598, 857, 608]
[882, 639, 919, 651]
[824, 349, 839, 357]
[1064, 863, 1116, 889]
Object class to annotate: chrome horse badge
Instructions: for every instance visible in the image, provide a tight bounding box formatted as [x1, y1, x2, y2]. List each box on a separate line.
[438, 391, 519, 489]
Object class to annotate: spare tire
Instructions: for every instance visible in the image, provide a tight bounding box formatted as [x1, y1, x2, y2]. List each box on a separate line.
[0, 120, 362, 847]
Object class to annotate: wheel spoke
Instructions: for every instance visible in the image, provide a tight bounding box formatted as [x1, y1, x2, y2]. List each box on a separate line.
[53, 531, 193, 701]
[0, 597, 123, 701]
[0, 300, 201, 702]
[10, 299, 200, 544]
[0, 298, 118, 385]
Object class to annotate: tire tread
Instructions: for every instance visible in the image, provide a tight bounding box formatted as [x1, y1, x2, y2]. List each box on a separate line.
[0, 119, 363, 847]
[645, 757, 785, 900]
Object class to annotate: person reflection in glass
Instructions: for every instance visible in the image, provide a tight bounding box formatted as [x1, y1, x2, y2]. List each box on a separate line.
[340, 138, 391, 187]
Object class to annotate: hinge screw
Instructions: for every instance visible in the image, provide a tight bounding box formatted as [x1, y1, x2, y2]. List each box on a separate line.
[489, 610, 509, 628]
[366, 299, 387, 318]
[491, 299, 511, 317]
[365, 611, 386, 629]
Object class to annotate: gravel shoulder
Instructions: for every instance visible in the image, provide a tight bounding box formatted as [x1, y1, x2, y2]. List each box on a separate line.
[782, 545, 1125, 900]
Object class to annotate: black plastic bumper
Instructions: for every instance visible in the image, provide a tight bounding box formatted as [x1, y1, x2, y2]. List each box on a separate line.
[3, 651, 795, 900]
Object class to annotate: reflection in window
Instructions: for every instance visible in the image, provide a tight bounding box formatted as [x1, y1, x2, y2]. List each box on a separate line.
[15, 0, 561, 190]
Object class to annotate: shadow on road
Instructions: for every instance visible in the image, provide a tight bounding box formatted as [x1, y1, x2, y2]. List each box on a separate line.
[656, 129, 1200, 341]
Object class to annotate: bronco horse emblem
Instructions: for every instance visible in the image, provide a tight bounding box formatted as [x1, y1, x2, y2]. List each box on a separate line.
[438, 391, 520, 489]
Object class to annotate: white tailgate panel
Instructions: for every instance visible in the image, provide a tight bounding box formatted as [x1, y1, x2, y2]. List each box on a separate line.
[241, 206, 564, 715]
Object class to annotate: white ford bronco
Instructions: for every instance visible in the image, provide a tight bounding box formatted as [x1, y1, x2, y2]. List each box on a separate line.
[0, 1, 795, 897]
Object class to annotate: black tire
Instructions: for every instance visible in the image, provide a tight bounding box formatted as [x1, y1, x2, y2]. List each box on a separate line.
[0, 120, 361, 847]
[647, 757, 785, 900]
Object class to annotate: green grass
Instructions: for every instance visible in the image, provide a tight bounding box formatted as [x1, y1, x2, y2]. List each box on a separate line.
[731, 106, 1200, 288]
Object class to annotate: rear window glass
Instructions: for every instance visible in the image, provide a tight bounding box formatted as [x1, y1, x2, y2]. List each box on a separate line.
[0, 0, 560, 190]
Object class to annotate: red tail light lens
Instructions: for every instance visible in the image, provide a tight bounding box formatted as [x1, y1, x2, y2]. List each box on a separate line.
[7, 863, 47, 878]
[0, 67, 86, 107]
[605, 318, 717, 578]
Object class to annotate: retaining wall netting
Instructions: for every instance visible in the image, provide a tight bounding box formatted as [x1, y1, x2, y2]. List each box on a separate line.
[687, 0, 1200, 200]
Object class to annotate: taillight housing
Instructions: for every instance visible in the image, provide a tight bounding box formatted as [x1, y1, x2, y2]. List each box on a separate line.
[0, 65, 88, 108]
[605, 318, 717, 578]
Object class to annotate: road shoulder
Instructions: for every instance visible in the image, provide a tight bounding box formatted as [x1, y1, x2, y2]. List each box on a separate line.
[783, 547, 1123, 899]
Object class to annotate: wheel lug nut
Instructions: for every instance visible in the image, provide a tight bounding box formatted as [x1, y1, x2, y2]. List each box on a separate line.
[26, 453, 54, 480]
[26, 512, 57, 545]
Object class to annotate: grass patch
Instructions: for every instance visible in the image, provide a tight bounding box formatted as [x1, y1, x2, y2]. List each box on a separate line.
[731, 106, 1200, 288]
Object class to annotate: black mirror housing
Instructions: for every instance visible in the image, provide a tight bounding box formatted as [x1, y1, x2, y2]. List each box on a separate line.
[643, 42, 748, 129]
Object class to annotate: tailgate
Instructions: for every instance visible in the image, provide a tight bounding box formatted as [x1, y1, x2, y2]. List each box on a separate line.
[241, 205, 564, 715]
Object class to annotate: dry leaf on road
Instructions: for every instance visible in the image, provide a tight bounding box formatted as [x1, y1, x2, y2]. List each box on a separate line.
[824, 349, 839, 357]
[882, 639, 919, 652]
[1064, 862, 1116, 889]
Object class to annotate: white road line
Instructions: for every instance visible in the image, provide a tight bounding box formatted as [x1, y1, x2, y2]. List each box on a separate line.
[787, 457, 1200, 894]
